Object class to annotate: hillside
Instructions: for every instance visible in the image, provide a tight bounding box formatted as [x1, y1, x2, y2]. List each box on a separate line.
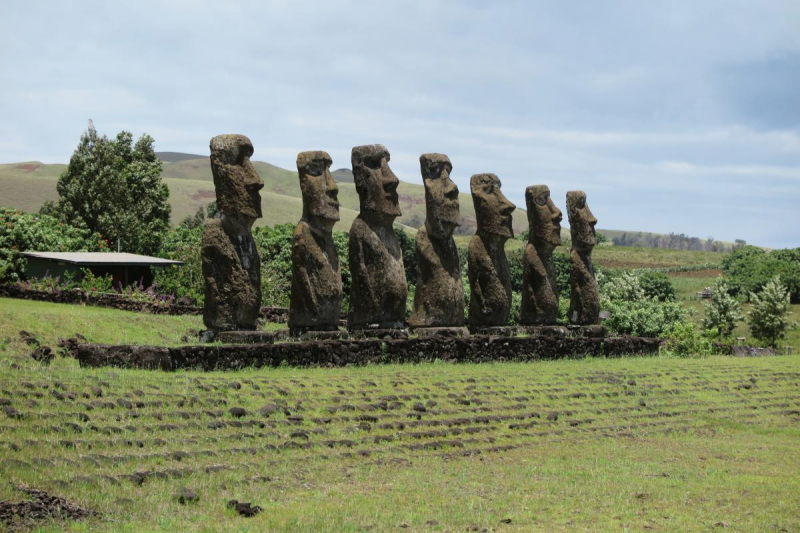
[0, 154, 528, 235]
[0, 154, 735, 247]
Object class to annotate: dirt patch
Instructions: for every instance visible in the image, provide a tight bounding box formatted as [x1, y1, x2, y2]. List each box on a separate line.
[666, 269, 721, 278]
[12, 164, 40, 172]
[191, 190, 216, 201]
[0, 487, 95, 531]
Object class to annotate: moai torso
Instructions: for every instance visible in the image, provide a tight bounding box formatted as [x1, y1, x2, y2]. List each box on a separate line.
[567, 190, 600, 325]
[289, 151, 343, 331]
[521, 185, 562, 325]
[466, 173, 516, 327]
[347, 145, 408, 329]
[409, 154, 464, 327]
[201, 134, 264, 331]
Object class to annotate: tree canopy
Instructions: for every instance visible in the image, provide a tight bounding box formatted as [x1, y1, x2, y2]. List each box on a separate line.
[43, 121, 171, 255]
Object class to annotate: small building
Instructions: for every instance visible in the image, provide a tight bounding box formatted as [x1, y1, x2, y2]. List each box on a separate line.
[20, 252, 183, 288]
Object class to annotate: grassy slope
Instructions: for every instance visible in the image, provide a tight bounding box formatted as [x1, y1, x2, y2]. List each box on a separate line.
[0, 159, 525, 235]
[0, 306, 797, 532]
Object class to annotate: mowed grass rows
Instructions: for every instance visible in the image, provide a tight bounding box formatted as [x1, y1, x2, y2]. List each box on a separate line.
[1, 348, 799, 531]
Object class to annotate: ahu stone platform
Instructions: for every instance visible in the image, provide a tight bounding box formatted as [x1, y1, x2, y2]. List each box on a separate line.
[76, 335, 661, 371]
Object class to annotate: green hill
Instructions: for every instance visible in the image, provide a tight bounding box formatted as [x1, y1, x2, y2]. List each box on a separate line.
[0, 154, 528, 235]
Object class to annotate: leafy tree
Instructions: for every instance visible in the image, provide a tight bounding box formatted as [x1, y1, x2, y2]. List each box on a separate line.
[721, 245, 800, 302]
[179, 206, 208, 230]
[701, 277, 742, 339]
[153, 225, 204, 304]
[747, 276, 798, 348]
[47, 121, 170, 255]
[0, 208, 106, 282]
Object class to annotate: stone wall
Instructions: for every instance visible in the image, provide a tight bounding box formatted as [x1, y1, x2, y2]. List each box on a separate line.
[76, 335, 661, 371]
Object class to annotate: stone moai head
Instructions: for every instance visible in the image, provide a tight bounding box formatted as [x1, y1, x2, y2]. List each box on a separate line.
[470, 173, 515, 240]
[566, 190, 597, 250]
[209, 134, 264, 221]
[351, 144, 401, 219]
[297, 151, 340, 228]
[420, 153, 460, 239]
[525, 185, 562, 248]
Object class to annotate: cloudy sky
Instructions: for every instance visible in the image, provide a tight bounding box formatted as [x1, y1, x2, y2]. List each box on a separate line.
[1, 1, 798, 247]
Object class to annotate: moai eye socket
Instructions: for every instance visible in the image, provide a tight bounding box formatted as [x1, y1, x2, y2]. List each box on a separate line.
[365, 156, 382, 170]
[535, 192, 549, 207]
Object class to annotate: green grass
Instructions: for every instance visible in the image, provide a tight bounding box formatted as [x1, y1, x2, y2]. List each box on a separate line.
[1, 300, 799, 531]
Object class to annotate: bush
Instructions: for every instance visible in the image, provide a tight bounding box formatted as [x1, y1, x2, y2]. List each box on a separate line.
[722, 245, 800, 303]
[661, 320, 715, 357]
[701, 277, 742, 340]
[602, 299, 687, 338]
[638, 271, 676, 301]
[747, 276, 798, 348]
[153, 226, 204, 304]
[599, 270, 645, 302]
[0, 208, 106, 283]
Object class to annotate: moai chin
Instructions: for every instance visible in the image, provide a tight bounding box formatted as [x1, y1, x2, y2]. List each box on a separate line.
[520, 185, 562, 325]
[347, 144, 408, 329]
[566, 190, 600, 325]
[467, 173, 516, 327]
[288, 151, 343, 331]
[408, 154, 465, 327]
[201, 134, 264, 331]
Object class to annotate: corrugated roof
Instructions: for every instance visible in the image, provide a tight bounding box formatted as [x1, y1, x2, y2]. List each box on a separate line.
[20, 252, 183, 266]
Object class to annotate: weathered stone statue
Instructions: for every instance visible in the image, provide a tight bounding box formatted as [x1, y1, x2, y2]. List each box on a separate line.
[202, 134, 263, 331]
[348, 144, 407, 329]
[520, 185, 562, 325]
[567, 190, 600, 325]
[288, 151, 342, 332]
[467, 173, 516, 327]
[409, 154, 465, 328]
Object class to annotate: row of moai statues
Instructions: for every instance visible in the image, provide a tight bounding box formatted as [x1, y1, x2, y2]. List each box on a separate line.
[200, 135, 600, 335]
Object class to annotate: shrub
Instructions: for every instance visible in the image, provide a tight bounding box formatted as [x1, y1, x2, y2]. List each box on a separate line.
[602, 299, 687, 338]
[0, 208, 106, 283]
[722, 245, 800, 302]
[638, 271, 676, 301]
[599, 270, 645, 302]
[701, 277, 742, 340]
[747, 276, 798, 348]
[661, 320, 715, 357]
[153, 226, 204, 304]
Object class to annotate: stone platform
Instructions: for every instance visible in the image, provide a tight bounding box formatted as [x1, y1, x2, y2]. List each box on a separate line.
[411, 327, 470, 339]
[347, 328, 409, 340]
[76, 335, 661, 371]
[468, 326, 518, 337]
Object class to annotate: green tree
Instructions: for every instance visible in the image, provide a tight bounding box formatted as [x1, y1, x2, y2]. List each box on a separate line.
[747, 276, 798, 348]
[0, 208, 106, 282]
[701, 277, 742, 339]
[48, 121, 170, 255]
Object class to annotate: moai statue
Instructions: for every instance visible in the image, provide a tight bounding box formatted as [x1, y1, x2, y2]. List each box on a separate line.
[566, 190, 600, 325]
[467, 173, 516, 327]
[408, 154, 465, 328]
[288, 151, 343, 332]
[201, 134, 264, 331]
[520, 185, 562, 325]
[348, 144, 408, 329]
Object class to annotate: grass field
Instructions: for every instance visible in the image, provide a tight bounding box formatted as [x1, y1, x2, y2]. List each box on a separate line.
[0, 300, 799, 531]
